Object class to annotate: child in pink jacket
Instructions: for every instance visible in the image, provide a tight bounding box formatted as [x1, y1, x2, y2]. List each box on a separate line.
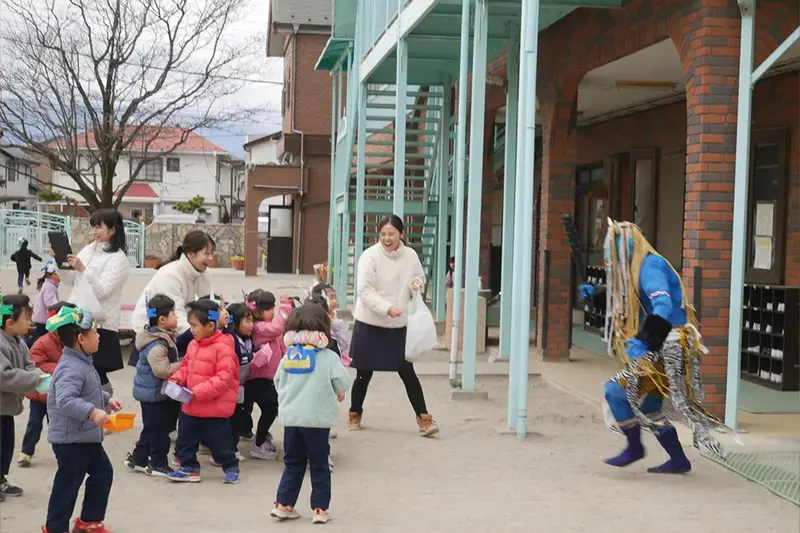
[243, 290, 292, 460]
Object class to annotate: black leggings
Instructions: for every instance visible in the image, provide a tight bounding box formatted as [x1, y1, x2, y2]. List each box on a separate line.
[349, 362, 428, 417]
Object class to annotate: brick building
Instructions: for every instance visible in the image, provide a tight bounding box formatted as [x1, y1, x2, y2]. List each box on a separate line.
[244, 0, 335, 275]
[320, 0, 799, 429]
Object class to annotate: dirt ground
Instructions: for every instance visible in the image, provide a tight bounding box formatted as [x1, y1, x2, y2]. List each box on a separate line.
[1, 364, 798, 533]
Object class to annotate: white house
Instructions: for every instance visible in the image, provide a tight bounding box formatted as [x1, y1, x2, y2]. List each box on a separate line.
[0, 145, 41, 210]
[51, 128, 229, 223]
[242, 131, 292, 232]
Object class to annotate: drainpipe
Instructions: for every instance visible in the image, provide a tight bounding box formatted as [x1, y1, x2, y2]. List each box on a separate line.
[291, 26, 306, 274]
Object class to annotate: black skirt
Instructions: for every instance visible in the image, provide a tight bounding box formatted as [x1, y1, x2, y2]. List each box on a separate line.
[349, 320, 408, 372]
[92, 329, 124, 373]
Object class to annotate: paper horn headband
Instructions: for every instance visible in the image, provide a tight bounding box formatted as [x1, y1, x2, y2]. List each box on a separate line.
[46, 306, 93, 332]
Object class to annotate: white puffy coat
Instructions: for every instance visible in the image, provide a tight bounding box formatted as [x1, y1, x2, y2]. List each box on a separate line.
[130, 254, 212, 334]
[66, 242, 130, 331]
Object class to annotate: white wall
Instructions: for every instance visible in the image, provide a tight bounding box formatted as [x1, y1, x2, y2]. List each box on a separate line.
[53, 151, 222, 220]
[246, 139, 279, 165]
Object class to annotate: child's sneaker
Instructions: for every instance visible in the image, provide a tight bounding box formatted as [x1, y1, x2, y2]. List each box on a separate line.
[250, 441, 279, 460]
[223, 467, 240, 484]
[328, 455, 334, 471]
[167, 467, 201, 483]
[145, 463, 174, 477]
[240, 432, 254, 441]
[312, 509, 331, 524]
[169, 454, 181, 468]
[123, 453, 147, 473]
[0, 478, 23, 497]
[271, 503, 299, 520]
[17, 453, 32, 467]
[72, 518, 114, 532]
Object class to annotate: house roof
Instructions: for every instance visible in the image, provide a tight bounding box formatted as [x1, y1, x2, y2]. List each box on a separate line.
[243, 129, 283, 149]
[271, 0, 332, 27]
[50, 127, 228, 155]
[0, 145, 38, 164]
[267, 0, 332, 57]
[114, 183, 159, 199]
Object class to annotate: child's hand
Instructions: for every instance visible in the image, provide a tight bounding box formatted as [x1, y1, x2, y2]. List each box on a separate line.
[90, 408, 110, 426]
[106, 399, 122, 412]
[336, 393, 345, 403]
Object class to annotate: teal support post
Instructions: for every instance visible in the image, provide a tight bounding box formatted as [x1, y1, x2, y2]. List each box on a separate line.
[725, 0, 756, 430]
[435, 84, 451, 321]
[327, 68, 339, 281]
[354, 83, 368, 308]
[394, 38, 409, 218]
[501, 32, 520, 427]
[461, 0, 489, 392]
[448, 0, 471, 386]
[499, 30, 519, 363]
[509, 0, 540, 437]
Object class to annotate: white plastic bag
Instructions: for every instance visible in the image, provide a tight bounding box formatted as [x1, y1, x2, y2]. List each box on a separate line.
[404, 292, 437, 362]
[70, 276, 105, 321]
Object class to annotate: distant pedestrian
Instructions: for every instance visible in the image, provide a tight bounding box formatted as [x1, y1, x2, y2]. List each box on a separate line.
[11, 238, 42, 293]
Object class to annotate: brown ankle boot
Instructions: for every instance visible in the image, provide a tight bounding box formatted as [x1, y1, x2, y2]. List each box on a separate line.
[416, 414, 439, 437]
[347, 411, 362, 431]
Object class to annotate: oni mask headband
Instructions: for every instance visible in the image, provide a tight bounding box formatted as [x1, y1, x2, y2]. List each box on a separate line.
[46, 306, 93, 332]
[0, 296, 14, 320]
[41, 261, 58, 275]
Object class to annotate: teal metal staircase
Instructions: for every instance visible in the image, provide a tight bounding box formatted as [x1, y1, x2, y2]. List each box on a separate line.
[339, 85, 451, 307]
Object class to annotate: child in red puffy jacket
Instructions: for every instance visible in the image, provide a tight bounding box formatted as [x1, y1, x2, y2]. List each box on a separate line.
[167, 300, 240, 485]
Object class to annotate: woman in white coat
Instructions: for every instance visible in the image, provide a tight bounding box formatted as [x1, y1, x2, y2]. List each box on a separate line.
[62, 209, 131, 395]
[129, 230, 215, 361]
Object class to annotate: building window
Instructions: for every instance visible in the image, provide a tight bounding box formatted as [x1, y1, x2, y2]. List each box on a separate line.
[78, 155, 97, 176]
[132, 158, 163, 182]
[130, 207, 153, 220]
[166, 157, 180, 172]
[746, 129, 788, 285]
[5, 160, 17, 182]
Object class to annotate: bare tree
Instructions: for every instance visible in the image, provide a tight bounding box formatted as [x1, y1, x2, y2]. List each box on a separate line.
[0, 0, 274, 210]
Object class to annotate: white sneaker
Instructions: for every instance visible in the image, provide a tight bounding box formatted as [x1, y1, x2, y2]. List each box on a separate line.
[312, 509, 331, 524]
[271, 504, 299, 520]
[250, 441, 279, 460]
[236, 451, 246, 462]
[328, 455, 334, 471]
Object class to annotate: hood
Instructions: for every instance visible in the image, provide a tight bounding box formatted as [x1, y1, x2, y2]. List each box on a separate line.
[135, 326, 178, 351]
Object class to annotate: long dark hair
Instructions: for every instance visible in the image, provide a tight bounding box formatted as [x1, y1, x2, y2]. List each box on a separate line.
[160, 230, 215, 268]
[90, 209, 128, 254]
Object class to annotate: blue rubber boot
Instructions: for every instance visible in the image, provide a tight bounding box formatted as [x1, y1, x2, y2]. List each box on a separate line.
[604, 426, 645, 467]
[647, 428, 691, 474]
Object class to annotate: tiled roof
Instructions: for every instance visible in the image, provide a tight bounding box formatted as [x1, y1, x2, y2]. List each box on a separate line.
[114, 183, 159, 198]
[51, 127, 228, 154]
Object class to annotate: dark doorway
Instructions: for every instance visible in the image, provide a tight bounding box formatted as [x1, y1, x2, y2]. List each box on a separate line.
[266, 205, 293, 273]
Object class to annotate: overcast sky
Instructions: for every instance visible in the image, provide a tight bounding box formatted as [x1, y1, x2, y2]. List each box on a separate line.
[198, 0, 283, 157]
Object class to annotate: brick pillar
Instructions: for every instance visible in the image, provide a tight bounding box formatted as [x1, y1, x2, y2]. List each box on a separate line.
[536, 77, 580, 362]
[671, 3, 741, 417]
[479, 117, 494, 287]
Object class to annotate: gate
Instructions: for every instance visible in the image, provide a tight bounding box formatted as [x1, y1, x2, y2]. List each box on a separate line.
[124, 220, 146, 267]
[0, 210, 71, 264]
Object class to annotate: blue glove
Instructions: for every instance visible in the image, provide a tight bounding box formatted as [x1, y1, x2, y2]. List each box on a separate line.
[623, 338, 649, 361]
[579, 284, 594, 300]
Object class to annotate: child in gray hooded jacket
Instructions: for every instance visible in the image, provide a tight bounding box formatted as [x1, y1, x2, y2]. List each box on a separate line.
[43, 306, 122, 533]
[0, 294, 44, 501]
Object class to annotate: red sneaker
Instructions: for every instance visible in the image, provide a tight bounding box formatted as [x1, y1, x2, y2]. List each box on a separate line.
[73, 518, 114, 533]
